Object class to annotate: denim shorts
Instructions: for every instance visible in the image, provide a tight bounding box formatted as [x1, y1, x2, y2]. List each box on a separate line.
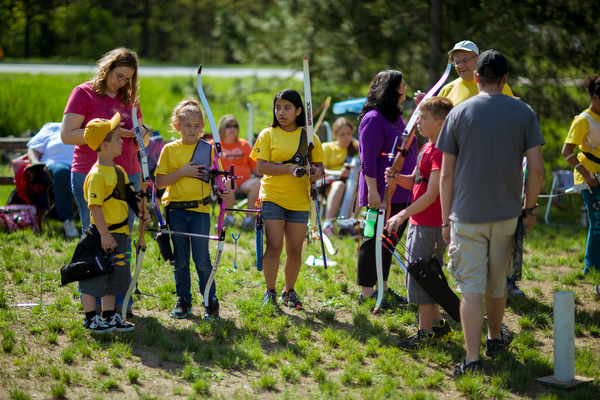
[262, 201, 309, 223]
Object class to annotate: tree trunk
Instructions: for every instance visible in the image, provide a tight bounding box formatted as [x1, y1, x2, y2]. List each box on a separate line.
[428, 0, 443, 89]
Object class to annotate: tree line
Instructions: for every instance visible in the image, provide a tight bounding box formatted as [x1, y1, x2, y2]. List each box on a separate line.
[1, 0, 599, 169]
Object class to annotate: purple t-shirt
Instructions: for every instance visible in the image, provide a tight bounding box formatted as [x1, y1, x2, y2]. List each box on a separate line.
[64, 82, 143, 175]
[358, 109, 417, 207]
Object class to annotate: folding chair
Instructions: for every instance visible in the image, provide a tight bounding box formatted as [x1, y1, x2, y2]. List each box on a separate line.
[544, 170, 575, 225]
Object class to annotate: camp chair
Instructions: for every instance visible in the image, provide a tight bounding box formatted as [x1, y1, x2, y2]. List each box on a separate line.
[544, 170, 575, 226]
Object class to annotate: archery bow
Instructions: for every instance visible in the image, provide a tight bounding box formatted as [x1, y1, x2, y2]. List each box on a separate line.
[303, 54, 328, 269]
[372, 55, 453, 313]
[122, 105, 150, 320]
[197, 65, 230, 308]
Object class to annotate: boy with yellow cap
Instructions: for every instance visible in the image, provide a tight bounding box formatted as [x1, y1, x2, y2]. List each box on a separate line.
[80, 112, 148, 333]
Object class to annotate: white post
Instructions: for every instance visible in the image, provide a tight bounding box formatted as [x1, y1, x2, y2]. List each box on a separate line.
[553, 291, 575, 382]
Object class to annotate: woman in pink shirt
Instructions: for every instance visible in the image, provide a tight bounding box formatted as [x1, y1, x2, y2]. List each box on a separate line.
[60, 47, 149, 317]
[61, 47, 149, 231]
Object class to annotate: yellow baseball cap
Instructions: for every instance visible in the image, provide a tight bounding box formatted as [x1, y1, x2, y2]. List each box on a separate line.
[84, 112, 121, 150]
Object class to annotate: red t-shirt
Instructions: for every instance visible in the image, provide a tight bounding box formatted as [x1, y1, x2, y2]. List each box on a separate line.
[410, 142, 443, 226]
[64, 82, 143, 175]
[209, 138, 257, 185]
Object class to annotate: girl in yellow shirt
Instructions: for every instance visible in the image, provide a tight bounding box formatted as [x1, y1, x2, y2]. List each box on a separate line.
[321, 117, 359, 236]
[562, 75, 600, 275]
[251, 89, 325, 309]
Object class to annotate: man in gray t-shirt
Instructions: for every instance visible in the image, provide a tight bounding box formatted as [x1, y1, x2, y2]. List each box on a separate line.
[437, 50, 545, 376]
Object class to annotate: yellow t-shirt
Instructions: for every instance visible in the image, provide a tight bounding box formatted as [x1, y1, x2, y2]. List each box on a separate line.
[322, 139, 359, 171]
[564, 109, 600, 185]
[438, 77, 514, 105]
[84, 164, 130, 235]
[250, 126, 324, 211]
[155, 140, 214, 213]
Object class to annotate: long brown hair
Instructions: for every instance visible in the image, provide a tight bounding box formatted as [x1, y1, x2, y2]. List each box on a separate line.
[90, 47, 139, 106]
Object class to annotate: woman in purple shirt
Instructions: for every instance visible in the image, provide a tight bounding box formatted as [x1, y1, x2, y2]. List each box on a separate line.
[357, 70, 417, 307]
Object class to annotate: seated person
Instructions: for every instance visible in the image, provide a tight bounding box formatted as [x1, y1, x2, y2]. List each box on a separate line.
[322, 117, 360, 237]
[27, 122, 78, 237]
[210, 114, 261, 230]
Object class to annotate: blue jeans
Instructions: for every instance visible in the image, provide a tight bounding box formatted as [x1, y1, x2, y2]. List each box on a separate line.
[167, 208, 215, 303]
[73, 170, 141, 308]
[47, 162, 73, 222]
[582, 186, 600, 274]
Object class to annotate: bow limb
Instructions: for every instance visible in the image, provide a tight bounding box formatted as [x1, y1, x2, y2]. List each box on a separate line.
[204, 227, 226, 307]
[313, 96, 332, 133]
[372, 207, 386, 313]
[122, 106, 151, 319]
[197, 65, 232, 306]
[303, 54, 328, 269]
[384, 55, 453, 221]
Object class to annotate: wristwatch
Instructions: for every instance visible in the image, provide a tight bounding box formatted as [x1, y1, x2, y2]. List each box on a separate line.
[522, 203, 539, 218]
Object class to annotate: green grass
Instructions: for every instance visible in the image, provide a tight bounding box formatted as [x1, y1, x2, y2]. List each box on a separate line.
[1, 71, 600, 397]
[0, 73, 303, 141]
[0, 208, 598, 399]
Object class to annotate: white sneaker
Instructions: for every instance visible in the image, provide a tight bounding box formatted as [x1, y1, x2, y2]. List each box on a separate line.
[84, 315, 114, 334]
[62, 220, 79, 238]
[107, 313, 134, 332]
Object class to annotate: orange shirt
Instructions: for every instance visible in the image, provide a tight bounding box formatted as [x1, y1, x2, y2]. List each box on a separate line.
[209, 139, 256, 185]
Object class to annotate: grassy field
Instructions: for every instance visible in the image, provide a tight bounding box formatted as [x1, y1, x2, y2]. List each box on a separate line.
[1, 71, 599, 399]
[0, 190, 599, 399]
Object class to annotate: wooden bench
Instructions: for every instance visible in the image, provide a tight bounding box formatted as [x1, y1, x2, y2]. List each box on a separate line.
[0, 137, 29, 185]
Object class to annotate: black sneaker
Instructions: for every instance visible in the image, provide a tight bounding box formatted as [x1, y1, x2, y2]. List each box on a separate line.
[506, 278, 525, 298]
[594, 283, 600, 300]
[203, 297, 220, 320]
[107, 313, 134, 332]
[384, 287, 408, 305]
[170, 300, 192, 319]
[485, 323, 513, 358]
[432, 318, 452, 339]
[357, 292, 391, 310]
[453, 357, 483, 376]
[83, 315, 115, 334]
[396, 330, 435, 351]
[262, 290, 278, 306]
[281, 289, 303, 310]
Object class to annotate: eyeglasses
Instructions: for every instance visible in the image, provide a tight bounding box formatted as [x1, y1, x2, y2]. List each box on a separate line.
[225, 124, 238, 129]
[113, 70, 132, 84]
[452, 54, 478, 66]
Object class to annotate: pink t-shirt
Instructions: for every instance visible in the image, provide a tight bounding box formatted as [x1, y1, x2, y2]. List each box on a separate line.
[410, 142, 443, 227]
[64, 82, 143, 175]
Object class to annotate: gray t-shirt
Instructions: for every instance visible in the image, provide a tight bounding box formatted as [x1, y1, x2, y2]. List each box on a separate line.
[437, 93, 545, 223]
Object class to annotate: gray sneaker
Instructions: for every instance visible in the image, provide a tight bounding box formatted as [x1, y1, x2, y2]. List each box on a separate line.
[453, 357, 483, 376]
[281, 289, 303, 310]
[594, 283, 600, 300]
[262, 290, 278, 306]
[170, 300, 192, 318]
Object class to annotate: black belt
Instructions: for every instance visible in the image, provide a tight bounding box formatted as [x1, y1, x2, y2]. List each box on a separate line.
[166, 196, 211, 209]
[583, 152, 600, 165]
